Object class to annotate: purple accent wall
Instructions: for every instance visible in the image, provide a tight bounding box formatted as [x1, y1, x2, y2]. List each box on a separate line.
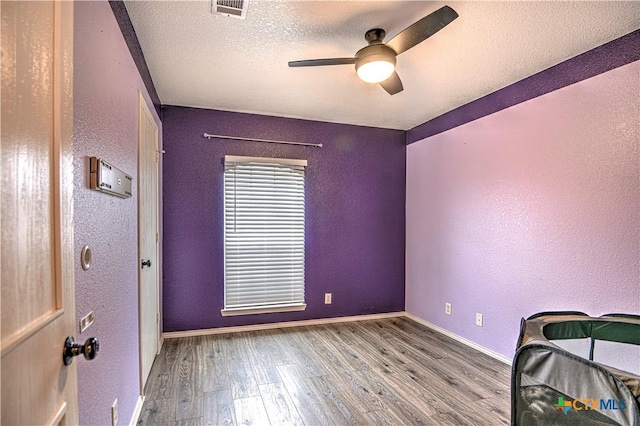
[406, 60, 640, 358]
[162, 106, 406, 332]
[74, 1, 162, 424]
[407, 29, 640, 143]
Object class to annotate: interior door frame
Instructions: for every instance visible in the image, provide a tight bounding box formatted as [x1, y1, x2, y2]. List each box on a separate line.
[137, 90, 160, 394]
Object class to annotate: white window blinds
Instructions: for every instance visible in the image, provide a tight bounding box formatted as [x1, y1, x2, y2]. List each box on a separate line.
[223, 155, 307, 315]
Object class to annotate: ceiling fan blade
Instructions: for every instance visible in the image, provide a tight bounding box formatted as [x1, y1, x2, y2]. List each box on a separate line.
[386, 6, 458, 55]
[380, 71, 403, 95]
[288, 58, 357, 67]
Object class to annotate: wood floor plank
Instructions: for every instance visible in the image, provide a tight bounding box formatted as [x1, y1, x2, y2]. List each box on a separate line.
[474, 395, 511, 425]
[383, 321, 509, 387]
[176, 338, 204, 420]
[363, 319, 510, 399]
[138, 318, 512, 426]
[225, 333, 261, 399]
[326, 367, 387, 413]
[313, 338, 428, 420]
[258, 382, 303, 426]
[202, 350, 231, 393]
[392, 335, 508, 400]
[320, 333, 447, 423]
[316, 322, 500, 425]
[175, 417, 204, 426]
[318, 325, 374, 371]
[208, 333, 228, 358]
[203, 390, 236, 426]
[243, 333, 282, 385]
[137, 398, 177, 425]
[362, 408, 407, 425]
[351, 366, 436, 425]
[305, 374, 369, 425]
[306, 326, 361, 375]
[352, 323, 502, 416]
[357, 322, 503, 402]
[260, 329, 298, 366]
[276, 364, 335, 425]
[233, 396, 270, 426]
[428, 411, 479, 426]
[354, 320, 510, 424]
[389, 317, 508, 377]
[200, 333, 231, 393]
[145, 339, 181, 399]
[274, 328, 324, 378]
[303, 328, 387, 413]
[228, 356, 261, 400]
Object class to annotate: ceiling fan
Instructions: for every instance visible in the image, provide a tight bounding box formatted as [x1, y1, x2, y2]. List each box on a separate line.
[288, 6, 458, 95]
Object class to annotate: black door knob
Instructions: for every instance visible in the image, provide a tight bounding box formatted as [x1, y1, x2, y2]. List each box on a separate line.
[63, 336, 99, 366]
[141, 259, 152, 268]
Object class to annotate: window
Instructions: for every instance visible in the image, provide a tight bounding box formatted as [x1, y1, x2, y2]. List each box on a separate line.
[222, 155, 307, 316]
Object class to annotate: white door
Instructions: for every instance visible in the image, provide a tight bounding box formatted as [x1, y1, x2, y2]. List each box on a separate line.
[1, 1, 78, 424]
[138, 91, 160, 391]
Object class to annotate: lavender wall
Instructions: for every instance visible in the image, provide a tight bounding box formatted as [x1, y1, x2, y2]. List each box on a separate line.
[407, 29, 640, 142]
[74, 1, 162, 424]
[162, 106, 405, 332]
[406, 60, 639, 359]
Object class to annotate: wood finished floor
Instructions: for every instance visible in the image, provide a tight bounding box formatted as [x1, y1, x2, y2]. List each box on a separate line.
[138, 317, 511, 425]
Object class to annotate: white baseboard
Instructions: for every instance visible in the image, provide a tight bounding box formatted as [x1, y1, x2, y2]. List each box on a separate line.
[404, 312, 512, 365]
[158, 334, 164, 354]
[129, 395, 145, 426]
[162, 311, 405, 339]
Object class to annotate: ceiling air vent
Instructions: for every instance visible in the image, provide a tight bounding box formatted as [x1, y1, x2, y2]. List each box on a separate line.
[212, 0, 248, 19]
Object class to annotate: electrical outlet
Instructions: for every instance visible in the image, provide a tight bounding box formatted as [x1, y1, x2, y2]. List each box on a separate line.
[80, 311, 95, 333]
[445, 303, 452, 315]
[476, 313, 483, 327]
[324, 293, 332, 304]
[111, 398, 118, 426]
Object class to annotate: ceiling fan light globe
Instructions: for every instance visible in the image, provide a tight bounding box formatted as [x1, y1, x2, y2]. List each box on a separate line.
[354, 44, 397, 84]
[356, 60, 395, 83]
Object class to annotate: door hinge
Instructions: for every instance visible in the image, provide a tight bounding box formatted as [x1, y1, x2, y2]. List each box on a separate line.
[156, 313, 159, 323]
[156, 232, 159, 243]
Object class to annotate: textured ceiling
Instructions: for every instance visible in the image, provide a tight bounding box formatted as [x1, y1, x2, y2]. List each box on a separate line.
[125, 1, 639, 130]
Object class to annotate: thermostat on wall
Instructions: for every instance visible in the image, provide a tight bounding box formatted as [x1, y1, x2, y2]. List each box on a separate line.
[89, 157, 132, 198]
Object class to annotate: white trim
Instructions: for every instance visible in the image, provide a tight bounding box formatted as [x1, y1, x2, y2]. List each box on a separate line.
[225, 155, 307, 166]
[403, 312, 512, 365]
[137, 90, 161, 395]
[162, 312, 405, 339]
[221, 303, 307, 317]
[129, 395, 145, 426]
[157, 334, 164, 355]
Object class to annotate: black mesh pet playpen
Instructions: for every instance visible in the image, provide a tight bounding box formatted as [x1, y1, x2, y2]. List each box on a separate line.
[512, 312, 640, 425]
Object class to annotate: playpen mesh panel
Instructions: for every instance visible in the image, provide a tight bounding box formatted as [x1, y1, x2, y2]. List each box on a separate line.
[514, 345, 638, 426]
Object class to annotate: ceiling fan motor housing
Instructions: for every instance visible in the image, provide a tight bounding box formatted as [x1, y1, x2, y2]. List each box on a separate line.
[355, 44, 397, 71]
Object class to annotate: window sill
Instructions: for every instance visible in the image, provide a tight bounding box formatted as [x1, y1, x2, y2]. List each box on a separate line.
[221, 303, 307, 317]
